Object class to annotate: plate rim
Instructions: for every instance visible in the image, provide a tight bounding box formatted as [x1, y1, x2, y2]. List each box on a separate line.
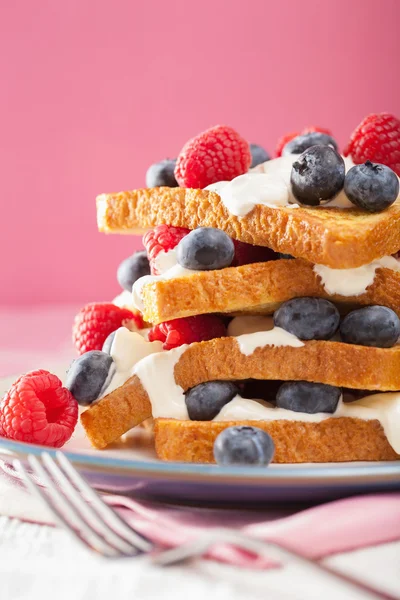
[1, 435, 400, 487]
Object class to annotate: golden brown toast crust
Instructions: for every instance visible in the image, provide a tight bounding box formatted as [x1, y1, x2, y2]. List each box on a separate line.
[141, 258, 400, 324]
[80, 376, 150, 450]
[154, 418, 399, 463]
[97, 188, 400, 268]
[80, 336, 400, 449]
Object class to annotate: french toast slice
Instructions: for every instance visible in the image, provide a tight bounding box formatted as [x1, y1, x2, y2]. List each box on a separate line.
[97, 188, 400, 269]
[140, 258, 400, 324]
[154, 418, 399, 463]
[81, 337, 400, 449]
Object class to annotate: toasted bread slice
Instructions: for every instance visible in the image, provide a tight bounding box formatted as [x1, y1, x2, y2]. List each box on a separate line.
[81, 336, 400, 448]
[97, 188, 400, 269]
[154, 418, 399, 463]
[140, 258, 400, 324]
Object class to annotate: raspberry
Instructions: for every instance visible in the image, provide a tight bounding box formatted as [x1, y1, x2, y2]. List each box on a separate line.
[344, 113, 400, 176]
[73, 303, 143, 355]
[174, 125, 251, 188]
[275, 126, 332, 157]
[232, 239, 278, 266]
[0, 370, 78, 447]
[148, 315, 227, 350]
[143, 225, 190, 275]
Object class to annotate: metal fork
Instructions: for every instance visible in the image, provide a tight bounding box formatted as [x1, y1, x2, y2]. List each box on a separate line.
[13, 452, 396, 600]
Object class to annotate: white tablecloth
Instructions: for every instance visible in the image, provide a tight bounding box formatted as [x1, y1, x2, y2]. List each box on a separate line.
[0, 514, 399, 600]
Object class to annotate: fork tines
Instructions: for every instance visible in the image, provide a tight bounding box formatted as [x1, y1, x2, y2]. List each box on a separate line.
[13, 452, 152, 558]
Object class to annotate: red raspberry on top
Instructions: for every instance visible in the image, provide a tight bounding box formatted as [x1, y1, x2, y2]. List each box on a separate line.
[143, 225, 190, 275]
[232, 239, 278, 266]
[275, 126, 333, 157]
[0, 370, 78, 447]
[344, 113, 400, 176]
[73, 303, 143, 355]
[148, 315, 227, 350]
[174, 125, 251, 188]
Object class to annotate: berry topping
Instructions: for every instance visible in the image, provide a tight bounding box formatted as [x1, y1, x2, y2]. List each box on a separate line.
[174, 125, 251, 188]
[249, 143, 270, 168]
[213, 426, 275, 466]
[276, 381, 341, 414]
[117, 250, 150, 291]
[185, 381, 239, 421]
[73, 303, 143, 355]
[273, 297, 340, 341]
[143, 224, 190, 275]
[275, 126, 332, 158]
[66, 351, 114, 406]
[232, 239, 278, 266]
[344, 113, 400, 176]
[340, 306, 400, 348]
[176, 227, 235, 271]
[291, 146, 345, 206]
[344, 161, 399, 213]
[0, 370, 78, 447]
[146, 159, 178, 187]
[148, 315, 227, 350]
[282, 132, 338, 156]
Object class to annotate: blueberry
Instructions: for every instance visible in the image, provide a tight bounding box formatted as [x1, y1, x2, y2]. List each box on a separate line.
[213, 426, 275, 466]
[344, 161, 399, 213]
[117, 250, 150, 291]
[274, 297, 340, 341]
[279, 253, 294, 259]
[66, 351, 114, 406]
[340, 306, 400, 348]
[176, 227, 235, 271]
[146, 159, 177, 187]
[250, 143, 270, 168]
[242, 379, 282, 402]
[291, 146, 345, 206]
[276, 381, 341, 414]
[102, 330, 117, 354]
[282, 132, 338, 156]
[185, 381, 239, 420]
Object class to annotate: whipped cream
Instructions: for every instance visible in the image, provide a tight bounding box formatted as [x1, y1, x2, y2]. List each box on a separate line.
[206, 155, 298, 215]
[153, 248, 179, 273]
[100, 327, 163, 398]
[132, 248, 198, 312]
[112, 289, 136, 311]
[133, 345, 189, 419]
[215, 393, 400, 454]
[227, 316, 304, 355]
[206, 155, 357, 217]
[314, 255, 400, 296]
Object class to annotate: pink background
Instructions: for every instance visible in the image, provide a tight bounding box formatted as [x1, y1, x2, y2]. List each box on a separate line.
[1, 0, 400, 307]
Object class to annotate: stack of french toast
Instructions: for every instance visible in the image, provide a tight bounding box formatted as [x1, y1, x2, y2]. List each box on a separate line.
[79, 115, 400, 463]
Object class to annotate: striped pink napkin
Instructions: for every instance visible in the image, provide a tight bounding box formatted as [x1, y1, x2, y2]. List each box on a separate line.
[107, 492, 400, 567]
